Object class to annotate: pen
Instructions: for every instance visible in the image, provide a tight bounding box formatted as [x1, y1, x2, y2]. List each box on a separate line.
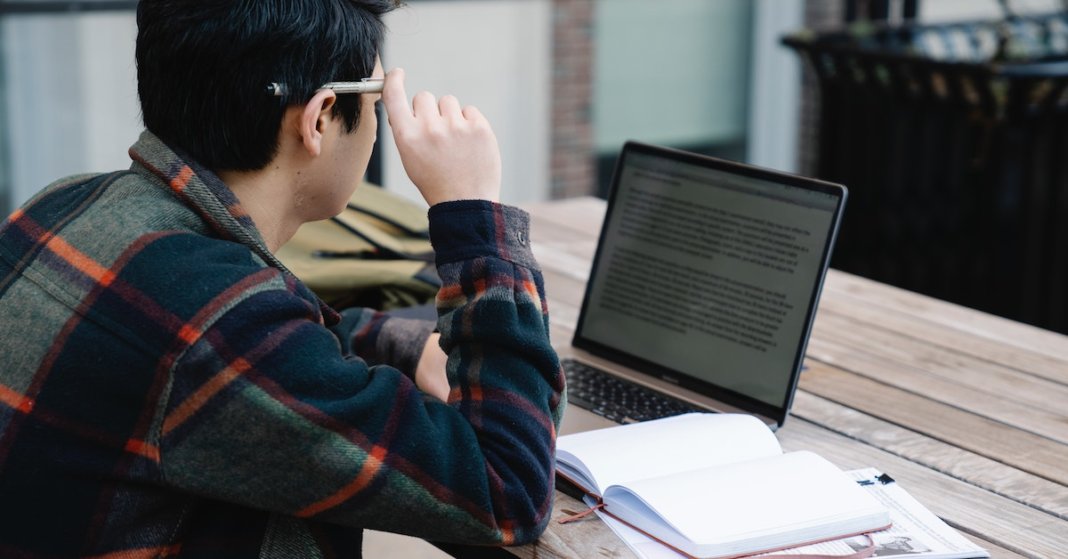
[313, 249, 378, 259]
[266, 78, 385, 97]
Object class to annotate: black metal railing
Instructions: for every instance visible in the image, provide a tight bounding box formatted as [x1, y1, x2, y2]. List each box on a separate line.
[785, 11, 1068, 334]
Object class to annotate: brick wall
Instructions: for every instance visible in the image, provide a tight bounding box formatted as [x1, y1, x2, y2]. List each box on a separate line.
[550, 0, 596, 199]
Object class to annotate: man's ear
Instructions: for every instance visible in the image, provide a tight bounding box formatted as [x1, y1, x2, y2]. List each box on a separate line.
[299, 89, 338, 157]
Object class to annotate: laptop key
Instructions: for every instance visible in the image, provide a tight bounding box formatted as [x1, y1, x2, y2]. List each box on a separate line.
[563, 359, 704, 424]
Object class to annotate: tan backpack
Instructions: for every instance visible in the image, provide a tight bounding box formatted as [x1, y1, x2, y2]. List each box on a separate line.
[276, 184, 440, 310]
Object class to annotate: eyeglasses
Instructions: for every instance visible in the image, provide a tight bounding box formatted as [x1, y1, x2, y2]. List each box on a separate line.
[265, 78, 384, 97]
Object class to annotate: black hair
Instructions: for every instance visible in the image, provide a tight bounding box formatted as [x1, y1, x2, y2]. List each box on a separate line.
[136, 0, 401, 171]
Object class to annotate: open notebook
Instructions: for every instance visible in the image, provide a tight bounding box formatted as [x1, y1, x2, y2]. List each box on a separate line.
[556, 414, 890, 559]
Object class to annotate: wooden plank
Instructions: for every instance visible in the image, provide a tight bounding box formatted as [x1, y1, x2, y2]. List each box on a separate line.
[791, 391, 1068, 520]
[531, 241, 594, 284]
[823, 271, 1068, 378]
[802, 341, 1068, 445]
[798, 360, 1068, 487]
[812, 304, 1068, 415]
[540, 261, 586, 304]
[964, 536, 1028, 559]
[528, 214, 598, 277]
[541, 269, 582, 334]
[779, 420, 1068, 558]
[529, 211, 599, 244]
[807, 314, 1068, 443]
[526, 198, 606, 239]
[818, 281, 1068, 387]
[511, 491, 637, 559]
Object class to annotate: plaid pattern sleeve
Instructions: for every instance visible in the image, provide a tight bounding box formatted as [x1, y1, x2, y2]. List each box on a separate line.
[331, 308, 436, 381]
[160, 200, 565, 546]
[0, 132, 565, 557]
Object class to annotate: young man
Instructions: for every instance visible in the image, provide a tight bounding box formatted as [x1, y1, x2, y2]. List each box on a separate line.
[0, 1, 564, 557]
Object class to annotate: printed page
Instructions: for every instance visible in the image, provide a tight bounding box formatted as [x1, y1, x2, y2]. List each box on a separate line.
[556, 413, 781, 494]
[823, 469, 989, 558]
[761, 470, 989, 557]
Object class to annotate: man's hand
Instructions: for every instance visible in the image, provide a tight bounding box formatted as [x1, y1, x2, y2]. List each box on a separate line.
[414, 333, 450, 401]
[382, 68, 501, 206]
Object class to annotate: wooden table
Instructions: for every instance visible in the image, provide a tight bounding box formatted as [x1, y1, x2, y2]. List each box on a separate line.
[509, 197, 1068, 559]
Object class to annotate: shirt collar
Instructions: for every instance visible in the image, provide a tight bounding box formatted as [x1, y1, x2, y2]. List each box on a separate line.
[128, 130, 341, 326]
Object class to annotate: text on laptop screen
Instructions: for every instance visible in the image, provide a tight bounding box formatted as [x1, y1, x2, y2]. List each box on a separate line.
[579, 151, 839, 408]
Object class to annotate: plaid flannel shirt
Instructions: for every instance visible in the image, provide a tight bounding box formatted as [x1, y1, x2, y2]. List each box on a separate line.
[0, 131, 565, 558]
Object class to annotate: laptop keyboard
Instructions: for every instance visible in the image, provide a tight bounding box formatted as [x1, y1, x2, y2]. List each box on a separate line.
[563, 359, 705, 423]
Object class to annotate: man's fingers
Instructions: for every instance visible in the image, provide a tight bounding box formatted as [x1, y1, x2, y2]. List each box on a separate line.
[381, 75, 501, 205]
[438, 95, 462, 120]
[382, 68, 414, 128]
[412, 91, 438, 119]
[461, 105, 486, 125]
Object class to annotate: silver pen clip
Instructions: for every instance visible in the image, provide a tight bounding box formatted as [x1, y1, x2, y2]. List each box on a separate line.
[266, 78, 384, 97]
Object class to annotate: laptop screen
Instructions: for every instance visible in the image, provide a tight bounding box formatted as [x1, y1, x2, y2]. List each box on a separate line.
[573, 142, 846, 420]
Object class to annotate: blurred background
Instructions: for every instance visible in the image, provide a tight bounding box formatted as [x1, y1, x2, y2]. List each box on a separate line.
[1, 0, 1066, 334]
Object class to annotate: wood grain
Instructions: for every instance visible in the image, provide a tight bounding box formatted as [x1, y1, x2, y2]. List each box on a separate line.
[779, 420, 1068, 558]
[509, 492, 638, 559]
[791, 391, 1068, 520]
[798, 361, 1068, 487]
[814, 288, 1068, 388]
[806, 313, 1068, 443]
[822, 272, 1068, 383]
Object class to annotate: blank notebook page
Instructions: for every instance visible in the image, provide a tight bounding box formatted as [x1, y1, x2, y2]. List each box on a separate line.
[556, 413, 783, 493]
[607, 450, 884, 547]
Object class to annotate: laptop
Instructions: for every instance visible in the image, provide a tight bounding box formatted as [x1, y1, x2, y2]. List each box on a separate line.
[558, 141, 847, 434]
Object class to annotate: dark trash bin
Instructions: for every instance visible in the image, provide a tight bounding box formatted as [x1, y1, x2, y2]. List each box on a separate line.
[784, 11, 1068, 334]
